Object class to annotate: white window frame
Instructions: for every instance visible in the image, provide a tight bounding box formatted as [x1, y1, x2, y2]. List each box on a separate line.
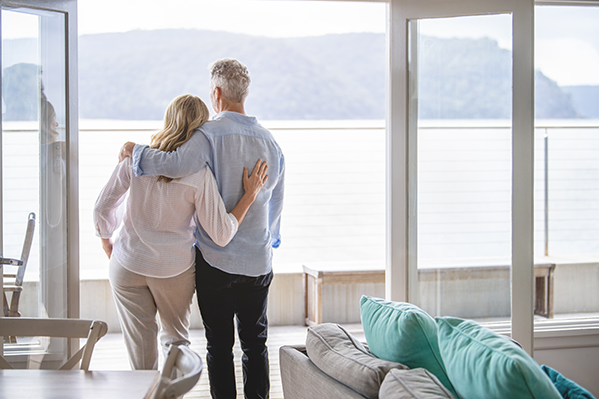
[318, 0, 599, 357]
[0, 0, 79, 360]
[385, 0, 537, 353]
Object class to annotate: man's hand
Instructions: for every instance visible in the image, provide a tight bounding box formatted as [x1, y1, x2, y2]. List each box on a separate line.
[119, 142, 136, 162]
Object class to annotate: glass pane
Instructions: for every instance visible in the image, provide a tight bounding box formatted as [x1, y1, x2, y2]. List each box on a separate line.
[76, 0, 386, 329]
[77, 2, 387, 270]
[411, 14, 513, 321]
[2, 6, 68, 366]
[535, 5, 599, 319]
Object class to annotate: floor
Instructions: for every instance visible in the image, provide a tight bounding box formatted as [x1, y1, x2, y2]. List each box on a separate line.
[89, 324, 365, 399]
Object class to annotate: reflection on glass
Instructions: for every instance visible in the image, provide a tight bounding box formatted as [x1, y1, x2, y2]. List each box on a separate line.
[411, 15, 513, 321]
[2, 5, 67, 351]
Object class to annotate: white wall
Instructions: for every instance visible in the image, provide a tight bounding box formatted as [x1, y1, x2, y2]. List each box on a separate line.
[79, 271, 307, 332]
[535, 332, 599, 397]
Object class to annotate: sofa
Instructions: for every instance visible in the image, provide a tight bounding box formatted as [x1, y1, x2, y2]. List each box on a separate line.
[280, 328, 455, 399]
[280, 296, 596, 399]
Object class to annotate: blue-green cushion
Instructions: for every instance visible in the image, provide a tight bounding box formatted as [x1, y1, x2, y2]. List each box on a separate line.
[541, 365, 596, 399]
[436, 316, 562, 399]
[360, 296, 457, 397]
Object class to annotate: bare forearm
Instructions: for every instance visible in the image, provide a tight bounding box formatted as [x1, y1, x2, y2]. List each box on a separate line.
[230, 192, 258, 225]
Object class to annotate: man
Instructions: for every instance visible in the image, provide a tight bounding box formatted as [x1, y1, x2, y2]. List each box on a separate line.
[120, 58, 284, 399]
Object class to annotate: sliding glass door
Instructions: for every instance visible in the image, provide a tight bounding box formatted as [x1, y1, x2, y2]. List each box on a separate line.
[412, 14, 513, 322]
[387, 0, 535, 353]
[1, 0, 78, 367]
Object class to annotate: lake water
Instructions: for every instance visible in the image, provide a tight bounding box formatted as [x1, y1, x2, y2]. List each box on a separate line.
[3, 119, 598, 279]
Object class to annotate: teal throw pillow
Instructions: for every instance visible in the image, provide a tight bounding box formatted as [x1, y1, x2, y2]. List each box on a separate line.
[359, 296, 457, 398]
[436, 316, 562, 399]
[541, 365, 596, 399]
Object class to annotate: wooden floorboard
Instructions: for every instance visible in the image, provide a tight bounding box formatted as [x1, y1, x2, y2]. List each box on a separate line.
[89, 324, 365, 398]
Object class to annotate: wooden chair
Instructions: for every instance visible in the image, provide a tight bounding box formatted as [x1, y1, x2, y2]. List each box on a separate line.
[145, 345, 203, 399]
[2, 212, 36, 326]
[0, 317, 108, 371]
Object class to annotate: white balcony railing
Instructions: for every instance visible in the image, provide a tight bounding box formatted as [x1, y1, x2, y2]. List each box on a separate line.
[2, 119, 598, 280]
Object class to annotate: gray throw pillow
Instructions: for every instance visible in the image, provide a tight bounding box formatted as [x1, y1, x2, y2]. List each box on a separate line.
[379, 368, 457, 399]
[306, 323, 408, 399]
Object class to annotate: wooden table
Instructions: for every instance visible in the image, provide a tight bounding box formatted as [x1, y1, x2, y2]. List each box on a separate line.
[0, 369, 160, 399]
[533, 262, 556, 319]
[303, 262, 385, 326]
[303, 261, 556, 325]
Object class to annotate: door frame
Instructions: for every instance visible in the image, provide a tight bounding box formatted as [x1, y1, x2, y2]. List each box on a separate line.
[0, 0, 79, 357]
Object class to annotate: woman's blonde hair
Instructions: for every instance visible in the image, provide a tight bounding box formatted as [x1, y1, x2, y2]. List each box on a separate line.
[150, 94, 209, 182]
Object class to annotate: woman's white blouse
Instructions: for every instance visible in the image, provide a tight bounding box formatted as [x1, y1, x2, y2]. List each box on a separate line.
[93, 157, 238, 278]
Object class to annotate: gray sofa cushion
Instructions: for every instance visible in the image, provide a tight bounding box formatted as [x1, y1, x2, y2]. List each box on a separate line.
[306, 323, 408, 399]
[280, 345, 367, 399]
[379, 368, 457, 399]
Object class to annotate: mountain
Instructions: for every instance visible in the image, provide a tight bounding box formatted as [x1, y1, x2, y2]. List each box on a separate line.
[77, 29, 386, 120]
[417, 36, 581, 119]
[2, 29, 590, 120]
[561, 86, 599, 118]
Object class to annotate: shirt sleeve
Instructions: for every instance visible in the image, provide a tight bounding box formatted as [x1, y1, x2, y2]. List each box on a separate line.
[194, 168, 239, 247]
[269, 152, 285, 248]
[131, 128, 212, 178]
[93, 158, 132, 238]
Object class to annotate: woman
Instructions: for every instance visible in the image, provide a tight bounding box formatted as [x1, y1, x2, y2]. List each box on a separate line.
[93, 94, 268, 370]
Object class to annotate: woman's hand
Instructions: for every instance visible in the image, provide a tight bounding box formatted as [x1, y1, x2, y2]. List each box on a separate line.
[230, 159, 269, 225]
[243, 159, 269, 200]
[101, 238, 113, 259]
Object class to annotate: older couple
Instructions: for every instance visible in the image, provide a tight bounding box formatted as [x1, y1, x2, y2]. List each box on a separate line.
[95, 58, 285, 399]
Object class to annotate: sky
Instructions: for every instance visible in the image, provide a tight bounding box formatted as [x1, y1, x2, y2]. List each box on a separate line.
[2, 1, 599, 86]
[77, 0, 387, 38]
[418, 7, 599, 86]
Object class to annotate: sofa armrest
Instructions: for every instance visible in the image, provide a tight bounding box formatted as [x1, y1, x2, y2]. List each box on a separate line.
[279, 345, 366, 399]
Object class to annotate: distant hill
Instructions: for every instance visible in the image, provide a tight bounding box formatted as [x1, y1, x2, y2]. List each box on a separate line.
[562, 86, 599, 118]
[2, 29, 592, 120]
[76, 29, 386, 120]
[417, 36, 581, 119]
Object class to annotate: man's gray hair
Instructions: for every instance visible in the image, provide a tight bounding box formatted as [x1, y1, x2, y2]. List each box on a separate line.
[209, 58, 251, 103]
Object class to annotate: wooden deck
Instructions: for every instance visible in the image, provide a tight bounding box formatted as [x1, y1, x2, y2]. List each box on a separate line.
[89, 324, 365, 398]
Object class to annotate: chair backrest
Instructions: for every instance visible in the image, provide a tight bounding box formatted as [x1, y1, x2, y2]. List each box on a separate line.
[15, 212, 36, 285]
[2, 212, 36, 318]
[147, 345, 203, 399]
[0, 317, 108, 371]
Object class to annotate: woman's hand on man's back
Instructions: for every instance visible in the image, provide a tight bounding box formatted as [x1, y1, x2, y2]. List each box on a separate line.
[243, 159, 269, 200]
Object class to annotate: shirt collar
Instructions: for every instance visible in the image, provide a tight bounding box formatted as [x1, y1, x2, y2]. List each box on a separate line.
[214, 111, 258, 125]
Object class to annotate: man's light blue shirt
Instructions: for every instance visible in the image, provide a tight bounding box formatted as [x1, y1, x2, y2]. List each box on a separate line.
[131, 111, 285, 277]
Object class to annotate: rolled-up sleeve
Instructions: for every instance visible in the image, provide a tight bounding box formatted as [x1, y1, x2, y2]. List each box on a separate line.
[194, 169, 239, 247]
[131, 128, 212, 178]
[93, 159, 131, 238]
